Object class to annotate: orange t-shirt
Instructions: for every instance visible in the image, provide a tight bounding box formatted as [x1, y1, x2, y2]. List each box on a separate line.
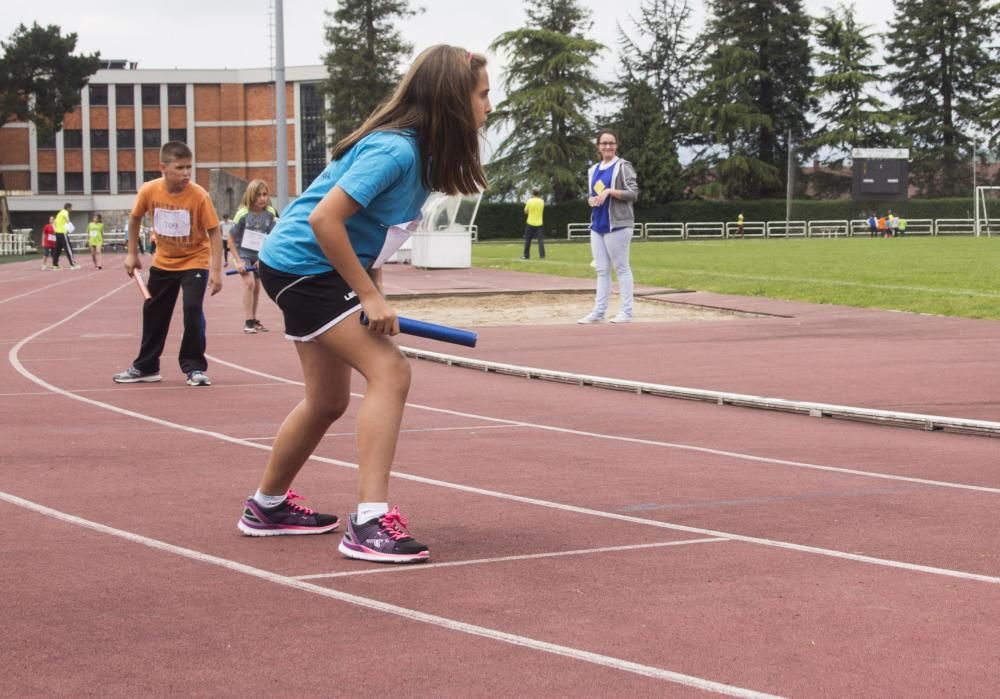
[131, 178, 219, 271]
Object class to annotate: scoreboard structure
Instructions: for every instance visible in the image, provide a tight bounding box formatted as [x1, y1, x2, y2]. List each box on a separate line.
[851, 148, 909, 201]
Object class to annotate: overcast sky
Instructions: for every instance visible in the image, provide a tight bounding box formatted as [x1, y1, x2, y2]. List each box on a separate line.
[5, 0, 897, 78]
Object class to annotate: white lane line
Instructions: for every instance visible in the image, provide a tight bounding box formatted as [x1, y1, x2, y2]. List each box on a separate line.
[10, 294, 1000, 587]
[0, 274, 91, 305]
[296, 538, 729, 580]
[240, 423, 525, 442]
[0, 491, 779, 698]
[208, 354, 1000, 497]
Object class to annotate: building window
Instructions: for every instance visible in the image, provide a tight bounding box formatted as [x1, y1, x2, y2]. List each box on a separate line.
[65, 172, 84, 193]
[90, 129, 109, 148]
[299, 82, 327, 186]
[116, 84, 134, 106]
[141, 84, 160, 106]
[167, 84, 186, 106]
[38, 173, 57, 193]
[168, 128, 187, 144]
[89, 84, 108, 106]
[63, 129, 83, 149]
[118, 171, 137, 192]
[38, 131, 56, 149]
[117, 129, 135, 148]
[142, 129, 161, 148]
[91, 172, 110, 192]
[143, 170, 160, 182]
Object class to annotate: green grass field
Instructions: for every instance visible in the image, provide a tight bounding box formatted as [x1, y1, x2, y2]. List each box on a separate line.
[473, 236, 1000, 320]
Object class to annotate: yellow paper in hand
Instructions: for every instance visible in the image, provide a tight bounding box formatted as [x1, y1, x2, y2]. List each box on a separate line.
[593, 180, 605, 195]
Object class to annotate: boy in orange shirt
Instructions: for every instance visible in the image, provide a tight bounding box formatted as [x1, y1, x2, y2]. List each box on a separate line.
[113, 141, 223, 386]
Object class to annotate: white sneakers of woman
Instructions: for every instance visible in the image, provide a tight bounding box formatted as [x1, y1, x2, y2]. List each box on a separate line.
[577, 313, 604, 324]
[609, 313, 632, 323]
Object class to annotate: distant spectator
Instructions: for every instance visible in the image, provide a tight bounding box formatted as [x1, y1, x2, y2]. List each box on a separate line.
[578, 128, 638, 324]
[521, 188, 545, 260]
[877, 214, 887, 237]
[737, 211, 744, 238]
[898, 216, 907, 236]
[867, 212, 877, 237]
[87, 213, 104, 269]
[51, 203, 79, 270]
[40, 216, 55, 270]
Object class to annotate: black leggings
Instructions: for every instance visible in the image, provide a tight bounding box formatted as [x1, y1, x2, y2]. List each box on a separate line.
[132, 267, 209, 375]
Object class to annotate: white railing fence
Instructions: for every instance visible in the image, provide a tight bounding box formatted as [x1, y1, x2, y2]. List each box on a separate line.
[560, 218, 984, 241]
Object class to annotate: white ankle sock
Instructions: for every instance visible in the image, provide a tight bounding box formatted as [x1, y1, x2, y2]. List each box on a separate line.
[357, 502, 388, 524]
[254, 489, 287, 508]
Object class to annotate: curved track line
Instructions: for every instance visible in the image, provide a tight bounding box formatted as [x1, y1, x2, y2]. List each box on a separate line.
[207, 354, 1000, 496]
[0, 491, 777, 698]
[8, 291, 1000, 603]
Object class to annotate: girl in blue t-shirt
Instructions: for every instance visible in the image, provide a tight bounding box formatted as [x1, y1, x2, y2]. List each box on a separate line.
[238, 45, 492, 564]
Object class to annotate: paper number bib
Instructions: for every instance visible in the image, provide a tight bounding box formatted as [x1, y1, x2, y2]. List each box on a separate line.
[153, 207, 192, 238]
[241, 228, 266, 251]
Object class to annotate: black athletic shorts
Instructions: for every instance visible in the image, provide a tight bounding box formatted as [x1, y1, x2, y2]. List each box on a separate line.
[258, 260, 361, 341]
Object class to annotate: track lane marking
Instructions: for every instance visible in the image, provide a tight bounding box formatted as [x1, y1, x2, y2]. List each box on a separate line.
[0, 491, 778, 698]
[208, 353, 1000, 496]
[296, 538, 728, 580]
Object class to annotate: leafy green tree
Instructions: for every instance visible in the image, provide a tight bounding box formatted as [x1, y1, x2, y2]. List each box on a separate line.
[320, 0, 420, 144]
[887, 0, 999, 195]
[687, 0, 815, 198]
[810, 2, 896, 160]
[0, 23, 100, 139]
[487, 0, 607, 203]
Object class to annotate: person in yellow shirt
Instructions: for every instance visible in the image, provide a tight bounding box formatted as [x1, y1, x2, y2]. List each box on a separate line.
[87, 213, 105, 269]
[51, 203, 79, 270]
[521, 187, 545, 259]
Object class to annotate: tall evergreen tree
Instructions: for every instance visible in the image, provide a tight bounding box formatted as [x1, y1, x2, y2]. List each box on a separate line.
[487, 0, 607, 203]
[810, 2, 895, 160]
[887, 0, 999, 195]
[616, 0, 699, 134]
[687, 0, 815, 198]
[320, 0, 419, 145]
[610, 0, 695, 203]
[686, 45, 778, 198]
[0, 23, 101, 140]
[608, 81, 682, 203]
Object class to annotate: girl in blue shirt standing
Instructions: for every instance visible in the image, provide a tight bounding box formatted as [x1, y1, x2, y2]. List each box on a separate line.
[578, 129, 639, 324]
[237, 45, 491, 564]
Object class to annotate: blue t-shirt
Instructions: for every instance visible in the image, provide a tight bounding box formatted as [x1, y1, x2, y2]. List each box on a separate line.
[260, 130, 428, 274]
[590, 160, 617, 234]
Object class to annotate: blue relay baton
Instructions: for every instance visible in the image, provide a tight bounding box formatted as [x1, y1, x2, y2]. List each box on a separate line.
[225, 264, 257, 276]
[360, 312, 478, 348]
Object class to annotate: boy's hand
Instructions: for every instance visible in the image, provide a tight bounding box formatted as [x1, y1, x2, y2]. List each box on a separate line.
[125, 252, 141, 275]
[360, 295, 399, 336]
[208, 270, 222, 296]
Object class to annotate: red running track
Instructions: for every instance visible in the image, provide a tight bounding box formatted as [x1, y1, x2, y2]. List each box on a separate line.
[2, 254, 999, 697]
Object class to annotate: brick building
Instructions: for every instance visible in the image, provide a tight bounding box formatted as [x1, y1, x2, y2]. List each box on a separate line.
[0, 62, 327, 232]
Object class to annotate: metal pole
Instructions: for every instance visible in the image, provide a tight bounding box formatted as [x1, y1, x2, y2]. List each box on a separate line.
[274, 0, 288, 211]
[972, 136, 978, 237]
[785, 128, 793, 229]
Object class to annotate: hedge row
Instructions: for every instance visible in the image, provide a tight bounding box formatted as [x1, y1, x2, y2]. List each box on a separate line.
[474, 197, 981, 240]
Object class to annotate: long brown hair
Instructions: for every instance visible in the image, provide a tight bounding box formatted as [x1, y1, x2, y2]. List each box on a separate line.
[332, 45, 488, 196]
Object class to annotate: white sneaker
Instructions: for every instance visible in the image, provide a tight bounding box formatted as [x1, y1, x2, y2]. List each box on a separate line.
[609, 313, 632, 323]
[577, 313, 605, 324]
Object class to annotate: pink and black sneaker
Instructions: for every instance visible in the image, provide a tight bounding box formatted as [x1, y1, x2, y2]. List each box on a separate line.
[338, 506, 430, 563]
[238, 490, 339, 536]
